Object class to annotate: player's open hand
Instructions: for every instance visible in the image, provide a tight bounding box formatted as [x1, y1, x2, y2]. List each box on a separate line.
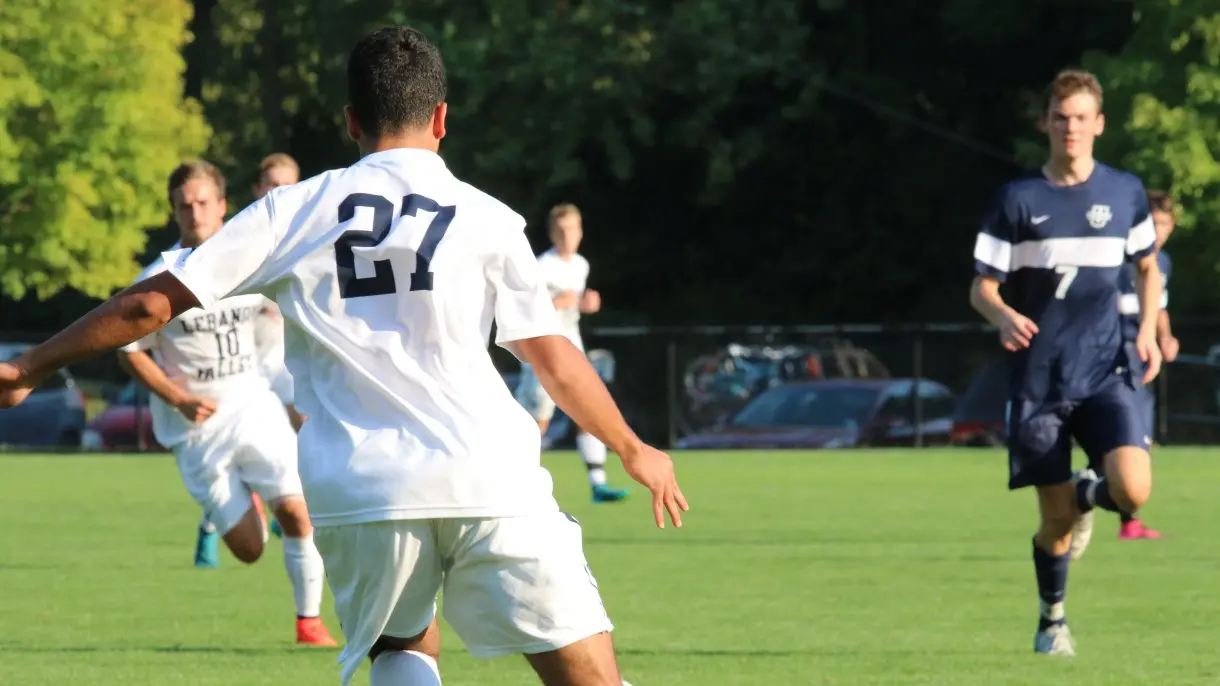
[0, 361, 36, 409]
[176, 395, 217, 423]
[620, 443, 688, 529]
[579, 289, 601, 314]
[1137, 332, 1163, 385]
[999, 311, 1039, 351]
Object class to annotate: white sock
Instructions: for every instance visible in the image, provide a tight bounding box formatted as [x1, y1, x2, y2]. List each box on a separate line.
[370, 650, 442, 686]
[577, 432, 608, 487]
[199, 515, 216, 534]
[282, 534, 325, 618]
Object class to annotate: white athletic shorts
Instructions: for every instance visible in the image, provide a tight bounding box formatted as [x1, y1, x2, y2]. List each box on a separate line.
[314, 512, 614, 686]
[172, 394, 301, 534]
[513, 362, 556, 422]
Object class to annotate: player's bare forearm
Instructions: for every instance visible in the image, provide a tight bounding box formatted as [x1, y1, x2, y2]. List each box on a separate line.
[969, 276, 1015, 326]
[118, 350, 188, 406]
[13, 272, 200, 388]
[514, 335, 643, 458]
[1157, 310, 1173, 340]
[1133, 254, 1163, 340]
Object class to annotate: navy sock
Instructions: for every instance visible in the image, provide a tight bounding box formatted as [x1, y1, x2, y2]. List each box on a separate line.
[1075, 476, 1125, 514]
[1032, 538, 1069, 631]
[1120, 510, 1135, 524]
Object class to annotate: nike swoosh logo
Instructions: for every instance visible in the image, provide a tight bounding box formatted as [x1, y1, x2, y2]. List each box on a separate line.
[1032, 215, 1050, 224]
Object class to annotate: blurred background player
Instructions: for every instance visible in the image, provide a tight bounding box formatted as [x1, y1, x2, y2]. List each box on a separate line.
[119, 161, 336, 646]
[514, 203, 630, 503]
[252, 153, 305, 539]
[970, 69, 1162, 656]
[1112, 189, 1179, 542]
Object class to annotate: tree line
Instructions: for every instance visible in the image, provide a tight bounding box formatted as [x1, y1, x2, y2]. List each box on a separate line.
[2, 0, 1217, 333]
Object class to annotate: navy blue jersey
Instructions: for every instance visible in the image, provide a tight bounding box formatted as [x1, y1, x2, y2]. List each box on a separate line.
[973, 163, 1157, 404]
[1118, 250, 1171, 341]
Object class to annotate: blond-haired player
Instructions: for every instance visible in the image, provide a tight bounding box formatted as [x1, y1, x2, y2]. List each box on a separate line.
[514, 203, 629, 503]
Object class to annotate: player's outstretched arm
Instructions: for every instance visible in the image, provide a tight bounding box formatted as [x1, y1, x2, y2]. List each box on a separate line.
[0, 272, 200, 409]
[514, 334, 689, 528]
[970, 276, 1038, 351]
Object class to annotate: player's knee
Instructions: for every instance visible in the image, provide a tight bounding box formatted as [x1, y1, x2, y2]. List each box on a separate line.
[1038, 512, 1076, 542]
[1110, 476, 1151, 512]
[270, 496, 313, 538]
[1103, 447, 1153, 511]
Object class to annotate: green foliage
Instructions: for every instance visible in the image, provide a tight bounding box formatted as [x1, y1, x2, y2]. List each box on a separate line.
[0, 0, 209, 300]
[1086, 1, 1220, 309]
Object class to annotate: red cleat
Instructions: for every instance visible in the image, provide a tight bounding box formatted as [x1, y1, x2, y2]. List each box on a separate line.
[1119, 519, 1163, 540]
[296, 617, 339, 647]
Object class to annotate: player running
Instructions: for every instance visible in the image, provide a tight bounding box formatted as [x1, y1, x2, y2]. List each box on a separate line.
[515, 203, 630, 503]
[969, 69, 1162, 656]
[0, 26, 684, 686]
[193, 153, 308, 557]
[1108, 189, 1179, 543]
[117, 161, 337, 647]
[250, 153, 306, 433]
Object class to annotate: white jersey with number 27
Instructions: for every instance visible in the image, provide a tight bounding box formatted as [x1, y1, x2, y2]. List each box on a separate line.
[163, 148, 564, 526]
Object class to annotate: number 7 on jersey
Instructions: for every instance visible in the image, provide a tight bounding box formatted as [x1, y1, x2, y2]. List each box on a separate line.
[1054, 265, 1078, 300]
[333, 192, 456, 299]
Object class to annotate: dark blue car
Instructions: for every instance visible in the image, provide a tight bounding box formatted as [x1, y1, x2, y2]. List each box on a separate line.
[676, 378, 957, 450]
[0, 343, 88, 448]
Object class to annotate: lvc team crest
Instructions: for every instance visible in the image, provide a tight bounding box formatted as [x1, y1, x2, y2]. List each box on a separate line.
[1086, 204, 1112, 229]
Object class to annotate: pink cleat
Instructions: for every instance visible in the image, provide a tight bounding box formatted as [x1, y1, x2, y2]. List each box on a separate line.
[1119, 519, 1163, 540]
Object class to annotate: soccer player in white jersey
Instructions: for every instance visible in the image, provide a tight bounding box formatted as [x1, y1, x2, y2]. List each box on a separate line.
[116, 161, 337, 647]
[251, 153, 306, 544]
[0, 26, 686, 686]
[515, 202, 629, 503]
[251, 153, 306, 432]
[188, 153, 307, 556]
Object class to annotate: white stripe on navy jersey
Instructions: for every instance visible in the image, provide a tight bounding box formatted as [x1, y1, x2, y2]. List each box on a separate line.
[975, 234, 1126, 272]
[1126, 215, 1155, 256]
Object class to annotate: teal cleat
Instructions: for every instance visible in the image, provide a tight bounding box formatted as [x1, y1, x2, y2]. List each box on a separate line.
[194, 526, 220, 568]
[269, 518, 283, 539]
[592, 484, 629, 503]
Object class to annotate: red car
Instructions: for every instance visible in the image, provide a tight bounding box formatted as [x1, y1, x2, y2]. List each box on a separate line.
[84, 382, 162, 451]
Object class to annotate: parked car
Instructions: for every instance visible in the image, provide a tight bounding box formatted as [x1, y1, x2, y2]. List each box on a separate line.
[681, 340, 891, 434]
[84, 381, 160, 451]
[676, 377, 956, 450]
[949, 358, 1008, 446]
[0, 343, 88, 448]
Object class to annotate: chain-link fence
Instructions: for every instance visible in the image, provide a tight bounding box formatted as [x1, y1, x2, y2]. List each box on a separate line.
[5, 322, 1220, 452]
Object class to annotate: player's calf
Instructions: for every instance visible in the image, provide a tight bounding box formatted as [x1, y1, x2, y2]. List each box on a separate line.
[221, 505, 268, 564]
[524, 631, 623, 686]
[1031, 483, 1077, 653]
[269, 495, 336, 646]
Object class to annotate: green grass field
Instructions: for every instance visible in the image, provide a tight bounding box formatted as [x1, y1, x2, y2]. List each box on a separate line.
[3, 448, 1220, 685]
